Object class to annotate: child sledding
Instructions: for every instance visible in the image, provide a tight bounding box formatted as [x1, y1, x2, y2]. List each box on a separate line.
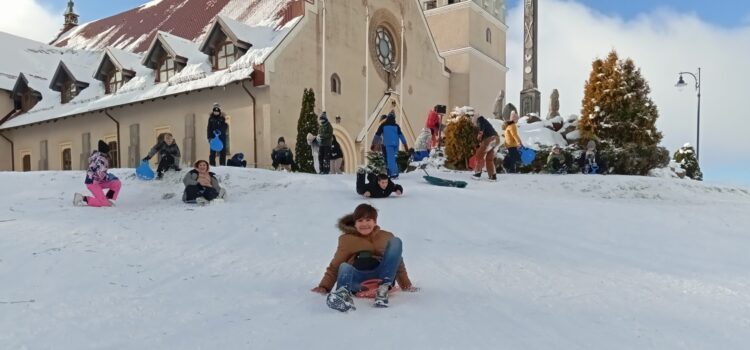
[355, 167, 403, 198]
[311, 204, 418, 311]
[74, 141, 122, 207]
[182, 160, 227, 205]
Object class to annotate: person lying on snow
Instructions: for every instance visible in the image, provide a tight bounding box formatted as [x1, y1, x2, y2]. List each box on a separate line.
[311, 204, 418, 311]
[182, 160, 226, 205]
[355, 168, 403, 198]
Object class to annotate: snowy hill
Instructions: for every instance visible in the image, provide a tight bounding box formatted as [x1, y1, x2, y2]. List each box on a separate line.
[1, 168, 749, 349]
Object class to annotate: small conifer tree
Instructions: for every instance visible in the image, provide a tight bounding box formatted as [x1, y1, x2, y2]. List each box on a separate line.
[295, 88, 319, 173]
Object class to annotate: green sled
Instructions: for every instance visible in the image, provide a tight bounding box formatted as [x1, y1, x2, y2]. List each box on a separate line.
[423, 175, 468, 188]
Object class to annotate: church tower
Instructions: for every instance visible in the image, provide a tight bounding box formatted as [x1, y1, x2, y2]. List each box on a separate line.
[63, 0, 79, 33]
[422, 0, 508, 118]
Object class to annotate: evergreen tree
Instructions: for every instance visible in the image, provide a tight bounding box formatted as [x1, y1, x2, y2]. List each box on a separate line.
[579, 50, 669, 175]
[366, 151, 386, 174]
[673, 143, 703, 180]
[295, 88, 319, 173]
[444, 116, 478, 170]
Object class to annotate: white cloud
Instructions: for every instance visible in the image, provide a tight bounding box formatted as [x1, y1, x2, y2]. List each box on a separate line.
[505, 0, 750, 183]
[0, 0, 61, 43]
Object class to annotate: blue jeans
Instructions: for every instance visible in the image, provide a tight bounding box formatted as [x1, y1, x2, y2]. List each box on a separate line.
[335, 237, 402, 292]
[385, 145, 399, 178]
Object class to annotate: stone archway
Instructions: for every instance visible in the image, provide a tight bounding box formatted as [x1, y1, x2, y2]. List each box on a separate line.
[332, 124, 358, 173]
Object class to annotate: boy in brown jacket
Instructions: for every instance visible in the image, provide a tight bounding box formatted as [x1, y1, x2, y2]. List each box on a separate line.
[311, 203, 416, 311]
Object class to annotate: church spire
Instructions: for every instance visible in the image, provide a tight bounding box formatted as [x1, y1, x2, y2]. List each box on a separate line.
[63, 0, 79, 32]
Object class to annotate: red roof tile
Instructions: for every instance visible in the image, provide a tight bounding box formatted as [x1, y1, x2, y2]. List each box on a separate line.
[52, 0, 299, 53]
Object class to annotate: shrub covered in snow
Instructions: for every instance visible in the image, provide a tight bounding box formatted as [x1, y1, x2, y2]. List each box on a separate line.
[673, 143, 703, 181]
[444, 113, 478, 170]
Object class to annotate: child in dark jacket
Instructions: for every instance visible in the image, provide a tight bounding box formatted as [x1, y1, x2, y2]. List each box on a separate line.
[355, 169, 403, 198]
[143, 133, 181, 179]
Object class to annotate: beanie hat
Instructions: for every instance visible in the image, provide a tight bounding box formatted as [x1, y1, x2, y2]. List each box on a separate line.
[97, 140, 110, 153]
[319, 112, 328, 121]
[278, 137, 285, 144]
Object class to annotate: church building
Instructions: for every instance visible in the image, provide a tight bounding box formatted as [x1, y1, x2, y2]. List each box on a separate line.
[0, 0, 507, 172]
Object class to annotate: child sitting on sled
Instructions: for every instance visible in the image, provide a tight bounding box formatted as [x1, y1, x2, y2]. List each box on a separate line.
[311, 203, 418, 311]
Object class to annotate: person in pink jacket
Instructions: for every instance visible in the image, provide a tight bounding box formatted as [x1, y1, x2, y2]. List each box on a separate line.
[73, 140, 122, 207]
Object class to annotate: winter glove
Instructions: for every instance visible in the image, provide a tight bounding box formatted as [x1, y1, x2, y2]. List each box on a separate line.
[142, 156, 151, 161]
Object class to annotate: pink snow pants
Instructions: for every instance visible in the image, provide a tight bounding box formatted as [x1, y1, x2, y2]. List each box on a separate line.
[85, 179, 121, 207]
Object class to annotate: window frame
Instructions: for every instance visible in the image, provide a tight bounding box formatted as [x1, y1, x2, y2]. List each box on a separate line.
[156, 56, 177, 83]
[60, 142, 73, 171]
[214, 40, 238, 71]
[106, 70, 124, 94]
[486, 28, 492, 43]
[330, 73, 341, 95]
[61, 79, 78, 104]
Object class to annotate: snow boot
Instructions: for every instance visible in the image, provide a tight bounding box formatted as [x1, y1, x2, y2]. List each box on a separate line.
[471, 173, 482, 180]
[374, 283, 390, 308]
[73, 193, 85, 207]
[326, 287, 356, 312]
[488, 174, 497, 182]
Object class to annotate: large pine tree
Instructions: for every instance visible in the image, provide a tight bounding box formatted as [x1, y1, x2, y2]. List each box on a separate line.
[295, 88, 319, 173]
[579, 50, 669, 175]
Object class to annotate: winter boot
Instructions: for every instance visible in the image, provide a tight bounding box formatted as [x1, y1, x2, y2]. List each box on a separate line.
[106, 190, 115, 199]
[73, 193, 85, 207]
[156, 171, 164, 180]
[374, 283, 390, 308]
[488, 174, 497, 182]
[471, 173, 482, 180]
[326, 287, 356, 312]
[195, 197, 209, 206]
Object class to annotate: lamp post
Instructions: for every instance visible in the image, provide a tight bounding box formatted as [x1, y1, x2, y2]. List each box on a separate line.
[675, 68, 701, 160]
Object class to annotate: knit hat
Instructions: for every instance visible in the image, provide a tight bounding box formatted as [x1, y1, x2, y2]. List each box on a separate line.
[97, 140, 110, 153]
[319, 112, 328, 121]
[212, 102, 221, 113]
[278, 137, 285, 144]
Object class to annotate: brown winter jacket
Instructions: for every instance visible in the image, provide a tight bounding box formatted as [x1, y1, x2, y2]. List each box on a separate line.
[317, 214, 412, 292]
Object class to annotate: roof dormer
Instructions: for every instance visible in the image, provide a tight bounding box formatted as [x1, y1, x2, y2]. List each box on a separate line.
[142, 32, 198, 83]
[49, 61, 89, 104]
[11, 73, 42, 112]
[199, 16, 252, 71]
[94, 48, 139, 94]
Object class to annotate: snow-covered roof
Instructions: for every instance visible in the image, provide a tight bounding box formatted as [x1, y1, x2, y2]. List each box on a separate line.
[107, 48, 148, 74]
[0, 15, 301, 130]
[51, 0, 300, 53]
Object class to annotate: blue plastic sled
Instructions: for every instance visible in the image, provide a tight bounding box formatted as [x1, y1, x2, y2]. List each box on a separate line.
[209, 130, 224, 152]
[136, 160, 155, 180]
[520, 147, 536, 166]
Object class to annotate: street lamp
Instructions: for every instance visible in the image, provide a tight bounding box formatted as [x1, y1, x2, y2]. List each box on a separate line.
[675, 68, 701, 160]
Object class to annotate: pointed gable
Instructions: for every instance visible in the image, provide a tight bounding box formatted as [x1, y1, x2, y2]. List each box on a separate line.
[142, 32, 206, 69]
[49, 61, 89, 92]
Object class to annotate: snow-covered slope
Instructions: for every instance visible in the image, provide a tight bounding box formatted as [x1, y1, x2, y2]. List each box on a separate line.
[1, 168, 749, 349]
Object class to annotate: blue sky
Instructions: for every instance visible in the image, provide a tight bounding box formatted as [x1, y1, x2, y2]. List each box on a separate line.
[39, 0, 750, 27]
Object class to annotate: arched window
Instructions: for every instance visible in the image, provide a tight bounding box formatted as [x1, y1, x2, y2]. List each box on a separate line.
[158, 57, 177, 82]
[486, 28, 492, 43]
[330, 73, 341, 95]
[214, 41, 237, 70]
